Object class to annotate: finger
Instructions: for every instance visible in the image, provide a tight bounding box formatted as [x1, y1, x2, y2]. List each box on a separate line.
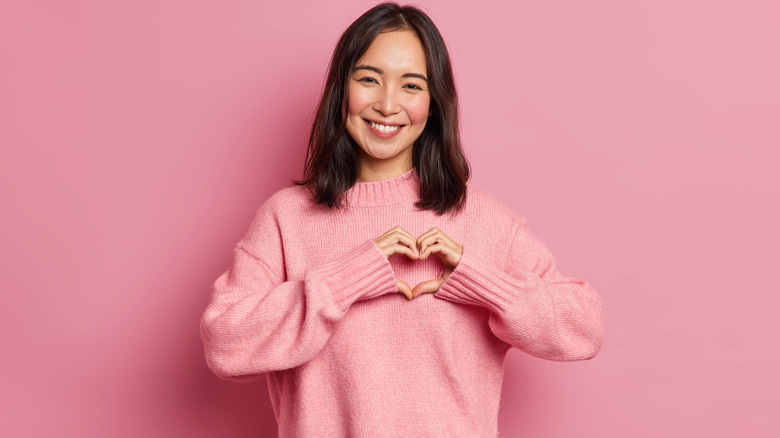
[377, 230, 417, 249]
[381, 238, 419, 259]
[415, 227, 440, 254]
[410, 265, 453, 299]
[411, 277, 444, 299]
[396, 278, 413, 300]
[391, 226, 418, 243]
[419, 242, 461, 267]
[377, 225, 414, 241]
[417, 228, 460, 257]
[417, 234, 445, 258]
[376, 230, 419, 258]
[387, 243, 419, 260]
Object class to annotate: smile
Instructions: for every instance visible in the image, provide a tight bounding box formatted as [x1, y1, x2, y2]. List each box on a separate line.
[368, 120, 402, 134]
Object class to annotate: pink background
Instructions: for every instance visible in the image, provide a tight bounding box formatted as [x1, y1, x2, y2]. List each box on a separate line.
[1, 0, 778, 436]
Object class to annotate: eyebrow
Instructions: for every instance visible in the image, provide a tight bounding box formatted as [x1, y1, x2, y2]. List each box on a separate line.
[353, 65, 428, 82]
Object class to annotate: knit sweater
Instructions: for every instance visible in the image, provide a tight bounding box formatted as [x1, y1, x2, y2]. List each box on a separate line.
[200, 169, 604, 437]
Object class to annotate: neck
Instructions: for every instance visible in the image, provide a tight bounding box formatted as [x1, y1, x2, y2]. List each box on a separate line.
[357, 152, 413, 182]
[344, 167, 419, 206]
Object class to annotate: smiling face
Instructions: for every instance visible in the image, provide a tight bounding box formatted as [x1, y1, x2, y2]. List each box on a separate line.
[345, 29, 431, 182]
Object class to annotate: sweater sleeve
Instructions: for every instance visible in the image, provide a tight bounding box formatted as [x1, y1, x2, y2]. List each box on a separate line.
[200, 202, 398, 380]
[434, 217, 604, 361]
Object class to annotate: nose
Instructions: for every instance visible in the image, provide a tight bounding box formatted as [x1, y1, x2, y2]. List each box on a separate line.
[373, 87, 401, 116]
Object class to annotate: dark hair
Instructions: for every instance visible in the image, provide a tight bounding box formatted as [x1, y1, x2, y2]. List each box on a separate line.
[296, 2, 469, 214]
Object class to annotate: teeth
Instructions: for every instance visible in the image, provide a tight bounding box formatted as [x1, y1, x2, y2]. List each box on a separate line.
[370, 121, 401, 133]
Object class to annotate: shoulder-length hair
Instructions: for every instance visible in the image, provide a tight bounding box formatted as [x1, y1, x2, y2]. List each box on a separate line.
[296, 2, 469, 215]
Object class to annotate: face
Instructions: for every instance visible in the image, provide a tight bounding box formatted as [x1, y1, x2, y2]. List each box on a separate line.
[345, 30, 431, 181]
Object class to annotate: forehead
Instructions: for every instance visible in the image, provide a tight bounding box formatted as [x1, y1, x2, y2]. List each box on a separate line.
[356, 30, 427, 73]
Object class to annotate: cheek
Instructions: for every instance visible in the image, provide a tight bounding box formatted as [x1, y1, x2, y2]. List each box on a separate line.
[406, 96, 431, 125]
[347, 85, 370, 118]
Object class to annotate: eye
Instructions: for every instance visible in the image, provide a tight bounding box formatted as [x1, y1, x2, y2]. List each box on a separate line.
[404, 83, 423, 91]
[357, 77, 379, 84]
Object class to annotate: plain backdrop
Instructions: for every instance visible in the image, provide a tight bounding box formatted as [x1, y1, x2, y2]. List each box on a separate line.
[1, 0, 778, 436]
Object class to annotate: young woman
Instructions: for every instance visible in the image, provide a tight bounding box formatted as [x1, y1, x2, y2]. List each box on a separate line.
[201, 3, 604, 436]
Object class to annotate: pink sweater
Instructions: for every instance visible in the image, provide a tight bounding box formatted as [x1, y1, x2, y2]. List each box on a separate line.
[201, 169, 604, 437]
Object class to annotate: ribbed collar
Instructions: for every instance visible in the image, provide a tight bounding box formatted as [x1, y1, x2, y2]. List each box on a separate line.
[343, 168, 420, 206]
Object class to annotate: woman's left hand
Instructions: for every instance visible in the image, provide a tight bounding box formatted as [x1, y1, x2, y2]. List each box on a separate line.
[412, 227, 463, 299]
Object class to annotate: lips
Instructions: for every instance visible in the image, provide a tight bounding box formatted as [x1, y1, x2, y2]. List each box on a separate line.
[366, 119, 404, 137]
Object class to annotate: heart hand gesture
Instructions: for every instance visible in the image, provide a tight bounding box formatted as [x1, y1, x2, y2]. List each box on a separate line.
[374, 226, 462, 300]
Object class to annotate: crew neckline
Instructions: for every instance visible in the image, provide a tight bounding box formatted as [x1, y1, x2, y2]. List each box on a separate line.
[344, 168, 420, 206]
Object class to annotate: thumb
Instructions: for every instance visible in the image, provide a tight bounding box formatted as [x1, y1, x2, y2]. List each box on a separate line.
[411, 277, 444, 299]
[396, 278, 413, 300]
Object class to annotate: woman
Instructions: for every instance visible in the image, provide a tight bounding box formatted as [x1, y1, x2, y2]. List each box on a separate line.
[201, 3, 604, 437]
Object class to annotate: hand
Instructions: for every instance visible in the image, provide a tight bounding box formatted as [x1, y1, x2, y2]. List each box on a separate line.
[374, 226, 418, 300]
[374, 226, 420, 260]
[412, 227, 462, 298]
[374, 226, 462, 300]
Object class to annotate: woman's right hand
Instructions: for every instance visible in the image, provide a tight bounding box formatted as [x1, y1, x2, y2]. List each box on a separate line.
[374, 226, 419, 300]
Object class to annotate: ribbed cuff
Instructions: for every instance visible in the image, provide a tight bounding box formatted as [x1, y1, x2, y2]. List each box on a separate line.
[309, 240, 398, 311]
[436, 249, 521, 313]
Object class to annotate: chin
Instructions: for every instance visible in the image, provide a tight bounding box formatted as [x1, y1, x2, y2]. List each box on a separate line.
[366, 147, 406, 161]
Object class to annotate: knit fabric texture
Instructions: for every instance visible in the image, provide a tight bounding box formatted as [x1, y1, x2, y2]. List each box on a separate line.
[201, 169, 604, 437]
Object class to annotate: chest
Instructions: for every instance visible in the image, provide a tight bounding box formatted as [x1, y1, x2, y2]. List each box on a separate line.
[278, 204, 487, 283]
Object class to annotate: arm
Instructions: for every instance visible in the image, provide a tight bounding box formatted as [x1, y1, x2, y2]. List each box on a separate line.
[435, 218, 604, 361]
[200, 204, 397, 380]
